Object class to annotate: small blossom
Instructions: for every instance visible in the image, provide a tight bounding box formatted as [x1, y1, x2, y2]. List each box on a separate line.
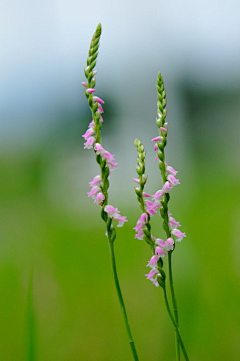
[169, 217, 181, 229]
[89, 175, 102, 187]
[172, 229, 186, 241]
[84, 136, 95, 149]
[93, 96, 105, 104]
[100, 115, 104, 122]
[88, 120, 95, 128]
[133, 178, 140, 184]
[86, 88, 96, 94]
[115, 214, 128, 227]
[167, 175, 180, 186]
[145, 268, 159, 280]
[94, 192, 105, 204]
[160, 126, 167, 134]
[152, 189, 164, 200]
[134, 229, 145, 240]
[155, 247, 167, 257]
[82, 128, 95, 140]
[142, 192, 151, 198]
[147, 255, 159, 268]
[97, 104, 104, 113]
[164, 238, 175, 251]
[104, 205, 120, 218]
[145, 200, 161, 216]
[154, 144, 158, 152]
[88, 186, 101, 198]
[82, 81, 88, 87]
[151, 136, 163, 142]
[107, 159, 118, 170]
[152, 278, 159, 287]
[166, 165, 178, 176]
[162, 181, 172, 193]
[155, 238, 165, 247]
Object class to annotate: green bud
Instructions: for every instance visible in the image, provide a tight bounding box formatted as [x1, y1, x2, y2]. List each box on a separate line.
[134, 188, 141, 197]
[143, 228, 151, 239]
[136, 166, 142, 175]
[134, 138, 141, 147]
[157, 275, 165, 288]
[158, 268, 166, 281]
[101, 208, 108, 222]
[92, 102, 98, 113]
[156, 117, 161, 127]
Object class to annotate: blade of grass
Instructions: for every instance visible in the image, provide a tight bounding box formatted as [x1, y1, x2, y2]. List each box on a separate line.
[26, 270, 36, 361]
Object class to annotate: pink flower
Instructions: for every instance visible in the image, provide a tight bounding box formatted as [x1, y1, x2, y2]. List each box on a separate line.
[87, 186, 101, 198]
[169, 217, 181, 229]
[167, 175, 180, 186]
[155, 247, 167, 257]
[155, 238, 165, 247]
[160, 126, 167, 134]
[151, 136, 163, 142]
[94, 192, 105, 204]
[162, 181, 172, 193]
[82, 81, 88, 87]
[82, 128, 95, 140]
[164, 238, 175, 251]
[152, 278, 159, 287]
[145, 268, 158, 280]
[86, 88, 96, 94]
[133, 213, 148, 232]
[97, 104, 104, 113]
[152, 189, 164, 200]
[88, 120, 95, 128]
[94, 143, 115, 161]
[93, 96, 105, 104]
[171, 229, 186, 241]
[145, 200, 161, 216]
[147, 255, 159, 268]
[84, 136, 95, 149]
[142, 192, 151, 197]
[104, 205, 120, 218]
[154, 144, 158, 152]
[89, 175, 102, 187]
[134, 229, 145, 240]
[154, 154, 159, 162]
[115, 214, 128, 227]
[100, 115, 104, 122]
[133, 178, 140, 184]
[107, 159, 118, 170]
[166, 165, 178, 176]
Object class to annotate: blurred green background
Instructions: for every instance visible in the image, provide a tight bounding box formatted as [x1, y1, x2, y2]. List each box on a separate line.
[1, 0, 240, 360]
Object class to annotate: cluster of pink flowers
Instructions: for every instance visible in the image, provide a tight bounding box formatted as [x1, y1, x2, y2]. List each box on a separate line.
[104, 205, 128, 228]
[88, 174, 105, 205]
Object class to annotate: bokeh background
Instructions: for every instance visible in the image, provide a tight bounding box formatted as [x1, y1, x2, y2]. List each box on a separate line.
[1, 0, 240, 360]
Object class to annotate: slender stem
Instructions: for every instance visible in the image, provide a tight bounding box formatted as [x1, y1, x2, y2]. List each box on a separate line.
[162, 286, 189, 361]
[168, 251, 180, 360]
[108, 239, 139, 361]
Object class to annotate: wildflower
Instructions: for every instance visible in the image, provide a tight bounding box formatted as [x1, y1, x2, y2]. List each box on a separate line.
[86, 88, 96, 94]
[152, 189, 164, 200]
[89, 175, 102, 187]
[82, 128, 95, 140]
[162, 181, 172, 193]
[94, 192, 105, 204]
[169, 217, 181, 229]
[93, 96, 105, 104]
[145, 268, 159, 280]
[104, 205, 120, 218]
[147, 255, 159, 268]
[84, 136, 95, 149]
[171, 229, 186, 241]
[88, 186, 101, 198]
[151, 136, 163, 142]
[82, 81, 88, 87]
[166, 165, 178, 176]
[167, 174, 180, 186]
[155, 247, 167, 257]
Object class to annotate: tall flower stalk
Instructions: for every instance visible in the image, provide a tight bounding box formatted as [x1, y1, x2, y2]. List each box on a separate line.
[82, 24, 139, 361]
[133, 73, 189, 360]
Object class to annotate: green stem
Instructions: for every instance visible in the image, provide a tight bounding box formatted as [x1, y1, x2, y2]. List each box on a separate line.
[162, 286, 189, 361]
[168, 251, 180, 361]
[108, 239, 139, 361]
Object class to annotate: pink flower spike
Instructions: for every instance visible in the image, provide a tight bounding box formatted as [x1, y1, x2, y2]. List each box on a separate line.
[145, 268, 158, 280]
[94, 192, 105, 204]
[93, 96, 105, 104]
[160, 126, 167, 134]
[167, 175, 180, 186]
[87, 186, 101, 198]
[82, 128, 95, 140]
[152, 189, 164, 200]
[133, 178, 140, 184]
[84, 136, 95, 149]
[169, 217, 181, 229]
[151, 136, 163, 142]
[147, 255, 159, 268]
[142, 192, 151, 198]
[155, 238, 165, 248]
[162, 181, 172, 193]
[114, 214, 128, 227]
[155, 247, 167, 257]
[104, 205, 120, 218]
[86, 88, 96, 94]
[172, 229, 186, 241]
[166, 165, 178, 176]
[82, 81, 88, 88]
[89, 175, 102, 187]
